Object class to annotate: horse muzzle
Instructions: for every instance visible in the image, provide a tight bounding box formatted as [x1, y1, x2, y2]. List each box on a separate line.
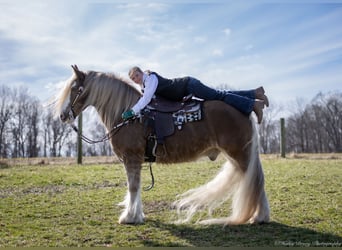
[60, 109, 75, 123]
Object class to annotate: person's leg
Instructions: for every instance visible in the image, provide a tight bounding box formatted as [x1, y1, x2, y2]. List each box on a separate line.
[186, 77, 254, 114]
[222, 93, 265, 123]
[186, 77, 226, 100]
[225, 86, 269, 107]
[255, 86, 269, 107]
[228, 88, 268, 104]
[226, 90, 255, 99]
[222, 93, 254, 114]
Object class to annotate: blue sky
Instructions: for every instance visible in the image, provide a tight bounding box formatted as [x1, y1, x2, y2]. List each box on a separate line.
[0, 0, 341, 115]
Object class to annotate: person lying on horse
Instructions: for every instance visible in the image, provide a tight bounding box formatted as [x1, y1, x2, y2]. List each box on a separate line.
[122, 66, 269, 124]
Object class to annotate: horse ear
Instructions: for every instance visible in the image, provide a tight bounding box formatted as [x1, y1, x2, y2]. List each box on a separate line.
[71, 64, 85, 84]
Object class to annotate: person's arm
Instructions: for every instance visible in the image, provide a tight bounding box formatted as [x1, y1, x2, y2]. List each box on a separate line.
[131, 74, 158, 114]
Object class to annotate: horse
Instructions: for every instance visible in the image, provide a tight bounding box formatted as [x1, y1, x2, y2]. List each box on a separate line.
[55, 65, 270, 225]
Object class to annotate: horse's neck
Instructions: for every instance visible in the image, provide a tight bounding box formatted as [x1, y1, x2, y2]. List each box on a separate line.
[97, 107, 121, 130]
[87, 80, 140, 130]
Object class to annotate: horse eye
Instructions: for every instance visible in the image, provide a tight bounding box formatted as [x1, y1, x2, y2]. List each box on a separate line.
[71, 82, 78, 90]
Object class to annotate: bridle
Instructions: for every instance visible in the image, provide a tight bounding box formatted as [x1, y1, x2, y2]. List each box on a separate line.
[68, 82, 124, 143]
[70, 85, 84, 118]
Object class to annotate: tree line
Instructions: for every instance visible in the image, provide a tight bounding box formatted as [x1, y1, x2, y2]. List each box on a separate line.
[259, 91, 342, 154]
[0, 84, 341, 158]
[0, 85, 112, 158]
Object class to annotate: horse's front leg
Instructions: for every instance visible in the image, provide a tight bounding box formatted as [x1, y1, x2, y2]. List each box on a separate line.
[118, 162, 144, 224]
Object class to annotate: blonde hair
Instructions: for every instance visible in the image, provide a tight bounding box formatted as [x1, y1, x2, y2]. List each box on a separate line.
[128, 66, 143, 78]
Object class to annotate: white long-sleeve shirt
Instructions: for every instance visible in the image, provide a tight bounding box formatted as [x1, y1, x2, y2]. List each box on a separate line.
[131, 73, 158, 114]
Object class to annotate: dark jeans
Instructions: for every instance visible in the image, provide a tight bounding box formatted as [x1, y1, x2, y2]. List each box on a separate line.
[186, 77, 255, 115]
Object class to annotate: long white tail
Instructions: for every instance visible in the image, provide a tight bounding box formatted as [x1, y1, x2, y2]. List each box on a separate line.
[173, 119, 270, 225]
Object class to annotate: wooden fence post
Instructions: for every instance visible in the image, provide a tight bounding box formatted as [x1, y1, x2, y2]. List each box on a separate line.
[280, 117, 286, 158]
[77, 112, 83, 164]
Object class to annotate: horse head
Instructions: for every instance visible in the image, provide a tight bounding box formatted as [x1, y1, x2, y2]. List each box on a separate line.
[58, 65, 88, 123]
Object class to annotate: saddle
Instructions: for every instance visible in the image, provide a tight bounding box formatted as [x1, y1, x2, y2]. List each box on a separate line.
[142, 95, 203, 162]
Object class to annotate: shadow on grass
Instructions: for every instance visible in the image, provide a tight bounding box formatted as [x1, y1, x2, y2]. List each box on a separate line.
[143, 219, 342, 247]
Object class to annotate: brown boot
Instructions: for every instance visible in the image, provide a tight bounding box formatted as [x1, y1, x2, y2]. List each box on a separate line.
[255, 86, 269, 107]
[253, 100, 265, 124]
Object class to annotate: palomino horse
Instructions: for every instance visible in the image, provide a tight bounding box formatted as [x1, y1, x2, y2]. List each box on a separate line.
[55, 65, 270, 225]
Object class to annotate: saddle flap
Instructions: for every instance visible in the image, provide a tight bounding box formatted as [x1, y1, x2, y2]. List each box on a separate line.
[155, 112, 174, 143]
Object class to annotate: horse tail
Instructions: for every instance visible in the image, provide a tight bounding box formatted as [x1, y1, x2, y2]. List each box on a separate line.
[173, 118, 270, 225]
[226, 119, 270, 225]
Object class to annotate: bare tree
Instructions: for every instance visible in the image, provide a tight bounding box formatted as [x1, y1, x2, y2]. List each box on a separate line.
[286, 92, 342, 153]
[50, 115, 73, 157]
[42, 110, 52, 157]
[26, 99, 41, 157]
[312, 92, 342, 152]
[40, 107, 75, 157]
[0, 85, 14, 157]
[10, 87, 30, 157]
[285, 98, 310, 153]
[8, 87, 43, 157]
[84, 121, 113, 156]
[258, 104, 283, 153]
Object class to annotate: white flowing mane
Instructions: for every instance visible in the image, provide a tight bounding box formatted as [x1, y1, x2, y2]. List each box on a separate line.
[55, 73, 77, 117]
[56, 71, 141, 128]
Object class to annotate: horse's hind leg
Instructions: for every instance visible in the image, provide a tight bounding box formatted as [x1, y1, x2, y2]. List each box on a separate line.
[249, 158, 270, 224]
[227, 126, 270, 225]
[249, 186, 270, 224]
[118, 162, 144, 224]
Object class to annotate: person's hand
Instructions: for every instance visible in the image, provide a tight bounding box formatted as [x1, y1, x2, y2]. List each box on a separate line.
[122, 109, 135, 120]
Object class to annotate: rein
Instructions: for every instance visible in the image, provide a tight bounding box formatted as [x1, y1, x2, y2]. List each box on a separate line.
[70, 118, 133, 144]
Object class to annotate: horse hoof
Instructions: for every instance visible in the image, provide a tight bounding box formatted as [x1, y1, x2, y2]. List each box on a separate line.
[118, 217, 144, 224]
[248, 216, 270, 225]
[118, 213, 145, 224]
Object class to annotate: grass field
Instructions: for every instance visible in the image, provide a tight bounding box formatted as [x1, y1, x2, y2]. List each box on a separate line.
[0, 155, 341, 247]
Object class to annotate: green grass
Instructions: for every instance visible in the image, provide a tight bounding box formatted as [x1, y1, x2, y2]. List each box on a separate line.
[0, 156, 341, 247]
